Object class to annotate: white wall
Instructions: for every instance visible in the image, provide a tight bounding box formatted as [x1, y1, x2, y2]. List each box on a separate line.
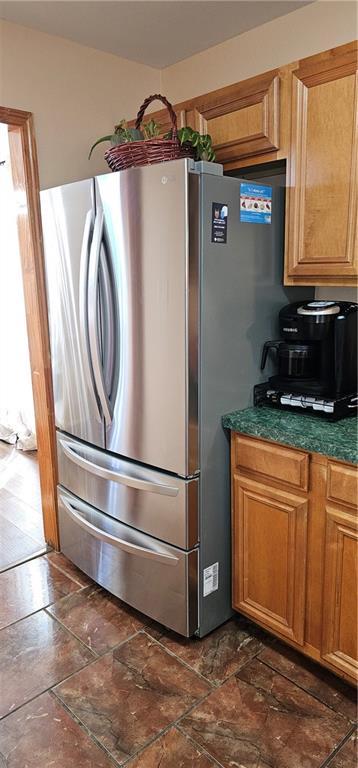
[0, 20, 160, 189]
[161, 1, 357, 103]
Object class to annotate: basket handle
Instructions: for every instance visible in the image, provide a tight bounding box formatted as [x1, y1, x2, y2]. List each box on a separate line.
[135, 94, 177, 139]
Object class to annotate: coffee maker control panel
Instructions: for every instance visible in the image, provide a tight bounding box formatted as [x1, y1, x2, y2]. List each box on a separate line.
[254, 383, 358, 420]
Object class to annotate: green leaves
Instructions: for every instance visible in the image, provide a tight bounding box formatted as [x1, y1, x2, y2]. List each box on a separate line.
[88, 121, 144, 159]
[114, 120, 143, 143]
[88, 135, 116, 160]
[142, 119, 161, 139]
[88, 118, 215, 163]
[177, 127, 215, 162]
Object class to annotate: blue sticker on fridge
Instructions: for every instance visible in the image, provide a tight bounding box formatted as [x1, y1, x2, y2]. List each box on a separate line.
[240, 182, 272, 224]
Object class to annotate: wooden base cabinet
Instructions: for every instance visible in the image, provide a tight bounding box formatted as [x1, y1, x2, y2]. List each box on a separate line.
[231, 433, 358, 685]
[321, 507, 358, 680]
[233, 475, 308, 644]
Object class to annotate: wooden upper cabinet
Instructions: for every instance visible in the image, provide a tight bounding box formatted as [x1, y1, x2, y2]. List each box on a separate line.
[321, 505, 358, 681]
[285, 42, 358, 285]
[186, 70, 280, 164]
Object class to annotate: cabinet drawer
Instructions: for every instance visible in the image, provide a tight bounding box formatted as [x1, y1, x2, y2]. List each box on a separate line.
[327, 461, 358, 510]
[233, 434, 309, 491]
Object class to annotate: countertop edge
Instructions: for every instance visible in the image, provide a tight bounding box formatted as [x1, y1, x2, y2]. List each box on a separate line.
[222, 407, 358, 466]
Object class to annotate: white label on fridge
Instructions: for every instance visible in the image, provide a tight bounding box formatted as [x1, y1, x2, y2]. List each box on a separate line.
[203, 562, 219, 596]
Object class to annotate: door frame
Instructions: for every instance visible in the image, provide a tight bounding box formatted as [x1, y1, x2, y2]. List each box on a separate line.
[0, 106, 59, 549]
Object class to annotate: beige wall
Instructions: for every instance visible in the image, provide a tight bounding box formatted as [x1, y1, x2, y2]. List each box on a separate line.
[1, 3, 356, 189]
[0, 20, 160, 189]
[161, 1, 357, 103]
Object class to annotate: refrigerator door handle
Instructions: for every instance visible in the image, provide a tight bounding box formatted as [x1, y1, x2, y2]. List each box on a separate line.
[88, 210, 113, 426]
[79, 210, 102, 423]
[59, 437, 179, 497]
[59, 493, 180, 566]
[99, 235, 117, 400]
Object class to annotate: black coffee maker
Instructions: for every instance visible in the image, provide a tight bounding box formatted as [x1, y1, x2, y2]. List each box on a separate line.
[255, 300, 358, 419]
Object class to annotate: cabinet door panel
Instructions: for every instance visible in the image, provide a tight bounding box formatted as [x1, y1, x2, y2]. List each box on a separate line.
[233, 475, 308, 644]
[286, 42, 358, 284]
[187, 71, 280, 163]
[321, 506, 358, 680]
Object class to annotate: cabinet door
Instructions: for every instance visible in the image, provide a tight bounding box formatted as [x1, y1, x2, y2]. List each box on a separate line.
[186, 70, 280, 164]
[321, 506, 358, 681]
[232, 475, 308, 644]
[285, 42, 358, 285]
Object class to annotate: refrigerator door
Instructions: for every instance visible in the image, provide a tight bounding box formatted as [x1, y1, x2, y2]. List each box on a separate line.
[57, 431, 199, 548]
[58, 488, 198, 636]
[95, 160, 199, 477]
[41, 179, 105, 447]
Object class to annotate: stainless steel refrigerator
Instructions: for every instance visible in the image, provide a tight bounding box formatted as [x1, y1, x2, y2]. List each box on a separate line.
[41, 159, 304, 637]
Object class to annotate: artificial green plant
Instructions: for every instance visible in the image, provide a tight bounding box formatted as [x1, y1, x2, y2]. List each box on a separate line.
[88, 118, 215, 162]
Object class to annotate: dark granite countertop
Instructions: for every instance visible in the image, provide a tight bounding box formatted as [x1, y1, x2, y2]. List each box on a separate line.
[222, 407, 358, 465]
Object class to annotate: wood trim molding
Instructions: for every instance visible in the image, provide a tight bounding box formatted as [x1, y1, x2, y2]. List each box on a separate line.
[0, 106, 59, 549]
[295, 40, 358, 85]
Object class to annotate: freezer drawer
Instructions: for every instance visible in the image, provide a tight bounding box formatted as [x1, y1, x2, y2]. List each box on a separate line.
[57, 432, 198, 549]
[58, 488, 198, 636]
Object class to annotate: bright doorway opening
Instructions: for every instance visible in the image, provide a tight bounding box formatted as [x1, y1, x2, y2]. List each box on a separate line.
[0, 122, 47, 569]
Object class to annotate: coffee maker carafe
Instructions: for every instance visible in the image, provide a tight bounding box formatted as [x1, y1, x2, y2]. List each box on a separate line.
[255, 300, 358, 419]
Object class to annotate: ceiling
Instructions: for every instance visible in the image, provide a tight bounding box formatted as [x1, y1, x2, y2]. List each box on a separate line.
[0, 1, 314, 68]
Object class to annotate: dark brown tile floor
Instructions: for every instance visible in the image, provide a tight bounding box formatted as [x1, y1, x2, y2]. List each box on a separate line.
[0, 550, 356, 767]
[0, 442, 46, 570]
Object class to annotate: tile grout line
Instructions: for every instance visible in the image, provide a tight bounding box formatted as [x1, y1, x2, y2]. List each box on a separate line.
[44, 554, 92, 588]
[49, 690, 121, 767]
[142, 624, 270, 690]
[0, 546, 50, 574]
[139, 629, 217, 689]
[43, 607, 101, 657]
[0, 500, 44, 532]
[3, 595, 353, 768]
[45, 623, 217, 766]
[0, 578, 89, 633]
[0, 617, 103, 724]
[119, 685, 217, 768]
[51, 628, 217, 767]
[258, 655, 357, 723]
[175, 723, 226, 768]
[44, 609, 151, 660]
[319, 724, 357, 768]
[0, 489, 43, 517]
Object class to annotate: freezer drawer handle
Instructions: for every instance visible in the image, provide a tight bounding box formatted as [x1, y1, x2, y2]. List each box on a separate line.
[60, 438, 179, 497]
[60, 494, 179, 566]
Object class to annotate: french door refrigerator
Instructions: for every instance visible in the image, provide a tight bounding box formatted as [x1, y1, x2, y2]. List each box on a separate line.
[41, 159, 302, 637]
